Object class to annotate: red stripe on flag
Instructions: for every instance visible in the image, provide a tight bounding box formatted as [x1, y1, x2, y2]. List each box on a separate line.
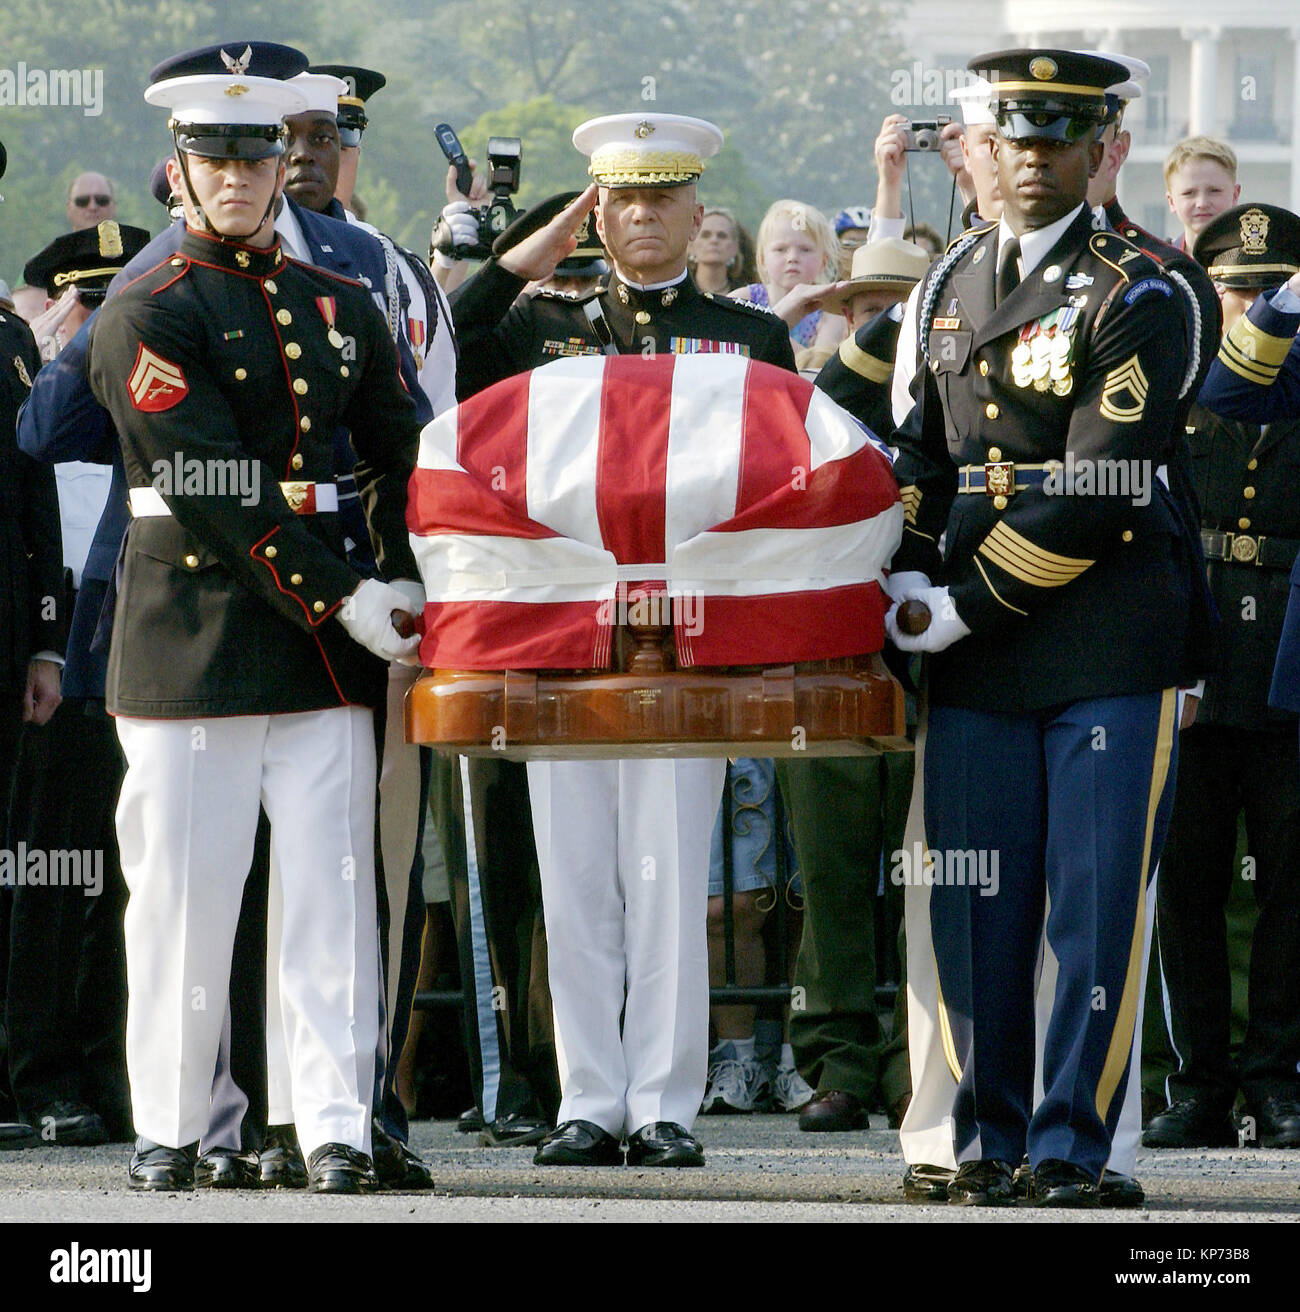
[420, 599, 600, 670]
[678, 584, 886, 667]
[597, 357, 674, 564]
[407, 467, 558, 539]
[456, 371, 532, 514]
[720, 446, 900, 533]
[736, 365, 815, 513]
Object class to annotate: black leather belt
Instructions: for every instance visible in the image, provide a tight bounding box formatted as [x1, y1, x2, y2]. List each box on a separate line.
[1201, 528, 1300, 570]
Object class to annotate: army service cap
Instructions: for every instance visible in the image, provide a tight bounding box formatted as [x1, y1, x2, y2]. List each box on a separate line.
[310, 64, 386, 143]
[1194, 204, 1300, 290]
[973, 49, 1127, 142]
[573, 113, 723, 187]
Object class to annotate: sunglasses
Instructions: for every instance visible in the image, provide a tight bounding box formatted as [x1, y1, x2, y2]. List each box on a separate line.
[73, 193, 112, 207]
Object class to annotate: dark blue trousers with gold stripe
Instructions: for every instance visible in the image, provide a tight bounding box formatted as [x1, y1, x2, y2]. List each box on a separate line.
[924, 689, 1178, 1177]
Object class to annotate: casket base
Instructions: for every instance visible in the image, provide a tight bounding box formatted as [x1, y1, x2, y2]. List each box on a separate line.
[405, 655, 908, 761]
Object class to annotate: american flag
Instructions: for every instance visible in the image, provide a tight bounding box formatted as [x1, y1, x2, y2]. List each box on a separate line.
[407, 354, 901, 670]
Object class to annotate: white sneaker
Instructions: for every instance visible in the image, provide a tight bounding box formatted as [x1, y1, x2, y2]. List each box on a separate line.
[701, 1049, 766, 1115]
[773, 1060, 815, 1112]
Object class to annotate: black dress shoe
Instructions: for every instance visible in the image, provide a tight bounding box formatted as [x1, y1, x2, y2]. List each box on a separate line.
[0, 1121, 39, 1151]
[1142, 1096, 1237, 1149]
[534, 1119, 624, 1166]
[480, 1112, 551, 1147]
[259, 1123, 308, 1189]
[195, 1147, 261, 1189]
[25, 1100, 107, 1146]
[902, 1162, 953, 1202]
[626, 1121, 704, 1168]
[1026, 1158, 1100, 1208]
[371, 1119, 434, 1190]
[1249, 1094, 1300, 1148]
[306, 1142, 379, 1194]
[798, 1090, 868, 1132]
[1099, 1171, 1145, 1208]
[946, 1159, 1015, 1206]
[128, 1139, 196, 1191]
[1012, 1156, 1033, 1199]
[457, 1106, 484, 1134]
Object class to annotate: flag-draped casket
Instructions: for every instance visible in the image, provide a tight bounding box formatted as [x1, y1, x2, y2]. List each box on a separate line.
[404, 354, 904, 755]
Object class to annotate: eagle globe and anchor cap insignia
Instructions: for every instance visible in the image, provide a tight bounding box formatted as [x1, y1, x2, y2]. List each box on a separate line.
[634, 120, 655, 139]
[1239, 208, 1270, 255]
[128, 344, 189, 412]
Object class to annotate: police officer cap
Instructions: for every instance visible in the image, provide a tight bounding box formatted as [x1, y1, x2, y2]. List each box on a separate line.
[310, 64, 386, 143]
[24, 221, 151, 301]
[972, 49, 1127, 142]
[491, 191, 581, 259]
[1194, 204, 1300, 290]
[573, 113, 723, 188]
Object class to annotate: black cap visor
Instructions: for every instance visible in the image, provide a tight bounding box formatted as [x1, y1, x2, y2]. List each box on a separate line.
[174, 123, 285, 160]
[995, 103, 1107, 143]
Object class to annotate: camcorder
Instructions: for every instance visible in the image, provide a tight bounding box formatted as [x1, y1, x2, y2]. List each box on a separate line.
[900, 116, 952, 152]
[432, 123, 524, 261]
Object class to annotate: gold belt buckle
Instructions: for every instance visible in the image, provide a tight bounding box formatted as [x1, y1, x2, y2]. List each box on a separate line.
[280, 480, 311, 513]
[1230, 533, 1258, 564]
[984, 461, 1014, 498]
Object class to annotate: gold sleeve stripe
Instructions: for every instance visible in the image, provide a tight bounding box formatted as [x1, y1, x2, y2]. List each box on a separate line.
[1099, 354, 1149, 424]
[899, 485, 922, 524]
[1218, 335, 1282, 385]
[980, 538, 1084, 587]
[903, 523, 937, 544]
[973, 556, 1030, 613]
[1225, 315, 1295, 371]
[838, 336, 894, 383]
[1095, 688, 1177, 1122]
[985, 521, 1094, 574]
[981, 532, 1086, 582]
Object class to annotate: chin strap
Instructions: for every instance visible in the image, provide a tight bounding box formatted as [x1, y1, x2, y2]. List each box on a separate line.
[172, 137, 280, 244]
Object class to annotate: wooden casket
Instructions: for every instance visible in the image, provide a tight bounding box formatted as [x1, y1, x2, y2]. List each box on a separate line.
[403, 354, 907, 760]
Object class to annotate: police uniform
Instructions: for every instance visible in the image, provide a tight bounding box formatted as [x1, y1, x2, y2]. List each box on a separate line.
[450, 115, 795, 1162]
[84, 62, 422, 1191]
[1147, 204, 1300, 1149]
[448, 152, 795, 1148]
[888, 51, 1192, 1199]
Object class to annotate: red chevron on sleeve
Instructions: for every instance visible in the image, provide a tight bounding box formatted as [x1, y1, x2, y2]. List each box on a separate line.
[128, 343, 189, 412]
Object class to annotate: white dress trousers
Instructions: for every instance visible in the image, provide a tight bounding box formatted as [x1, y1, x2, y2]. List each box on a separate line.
[115, 707, 379, 1158]
[527, 756, 725, 1138]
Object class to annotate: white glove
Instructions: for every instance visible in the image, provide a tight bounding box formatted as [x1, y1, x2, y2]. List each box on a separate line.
[337, 578, 420, 663]
[882, 570, 931, 605]
[388, 579, 426, 666]
[885, 584, 971, 654]
[432, 200, 480, 260]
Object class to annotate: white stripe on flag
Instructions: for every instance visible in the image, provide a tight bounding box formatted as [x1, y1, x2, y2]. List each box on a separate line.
[525, 357, 606, 546]
[415, 408, 461, 471]
[664, 354, 746, 554]
[413, 530, 619, 603]
[803, 386, 874, 470]
[670, 504, 903, 598]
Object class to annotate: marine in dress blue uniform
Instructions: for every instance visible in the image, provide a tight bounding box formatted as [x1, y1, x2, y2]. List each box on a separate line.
[887, 50, 1192, 1205]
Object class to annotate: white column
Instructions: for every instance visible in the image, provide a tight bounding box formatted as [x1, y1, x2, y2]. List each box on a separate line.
[1183, 26, 1221, 137]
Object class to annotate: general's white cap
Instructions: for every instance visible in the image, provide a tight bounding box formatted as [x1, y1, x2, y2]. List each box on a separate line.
[951, 78, 995, 127]
[288, 71, 349, 115]
[573, 113, 723, 187]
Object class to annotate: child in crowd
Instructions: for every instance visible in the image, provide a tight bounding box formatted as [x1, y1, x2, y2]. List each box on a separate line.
[1165, 136, 1240, 253]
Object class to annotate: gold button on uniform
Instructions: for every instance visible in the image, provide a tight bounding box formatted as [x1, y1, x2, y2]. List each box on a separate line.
[300, 416, 311, 432]
[277, 309, 292, 325]
[171, 257, 185, 267]
[340, 366, 349, 378]
[635, 310, 651, 325]
[291, 453, 304, 471]
[291, 573, 303, 585]
[234, 368, 247, 380]
[1239, 517, 1251, 530]
[265, 546, 277, 559]
[987, 447, 1002, 462]
[979, 360, 989, 376]
[264, 279, 278, 295]
[1121, 530, 1133, 542]
[293, 378, 308, 395]
[992, 494, 1008, 511]
[985, 403, 999, 419]
[285, 343, 301, 359]
[313, 600, 325, 614]
[1247, 458, 1258, 470]
[1243, 486, 1256, 499]
[184, 554, 199, 569]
